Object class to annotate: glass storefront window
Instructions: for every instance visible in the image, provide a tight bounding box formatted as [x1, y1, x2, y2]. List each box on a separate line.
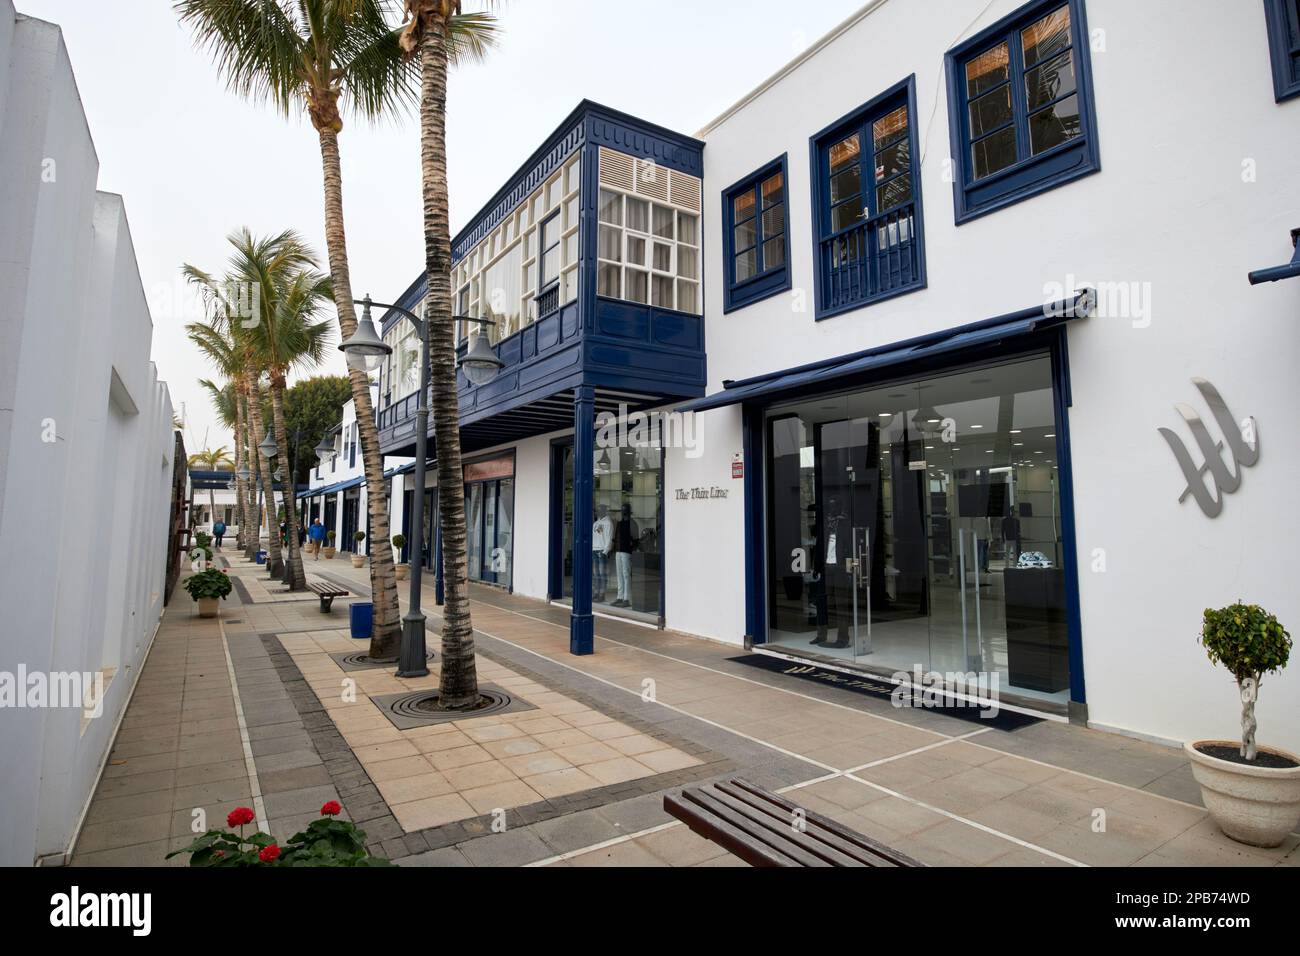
[764, 353, 1069, 702]
[561, 441, 663, 619]
[464, 454, 514, 588]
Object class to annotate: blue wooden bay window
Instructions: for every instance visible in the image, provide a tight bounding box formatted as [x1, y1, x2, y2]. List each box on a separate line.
[1264, 0, 1300, 102]
[945, 0, 1100, 223]
[810, 75, 926, 321]
[722, 155, 790, 312]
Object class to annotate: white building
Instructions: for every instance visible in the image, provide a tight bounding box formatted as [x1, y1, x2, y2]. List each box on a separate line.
[301, 386, 411, 559]
[0, 0, 178, 865]
[357, 0, 1300, 755]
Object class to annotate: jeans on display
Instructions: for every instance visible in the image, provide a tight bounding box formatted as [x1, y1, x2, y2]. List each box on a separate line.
[615, 551, 632, 604]
[592, 551, 607, 598]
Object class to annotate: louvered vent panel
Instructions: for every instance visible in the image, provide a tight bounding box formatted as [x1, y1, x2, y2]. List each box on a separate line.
[669, 170, 702, 212]
[634, 158, 670, 201]
[598, 147, 634, 191]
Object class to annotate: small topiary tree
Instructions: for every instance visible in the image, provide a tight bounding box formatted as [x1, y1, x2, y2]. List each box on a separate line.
[1200, 602, 1291, 760]
[392, 533, 406, 555]
[354, 530, 366, 544]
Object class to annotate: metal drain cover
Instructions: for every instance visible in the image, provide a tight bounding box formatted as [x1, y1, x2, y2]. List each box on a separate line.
[372, 683, 537, 729]
[330, 650, 435, 673]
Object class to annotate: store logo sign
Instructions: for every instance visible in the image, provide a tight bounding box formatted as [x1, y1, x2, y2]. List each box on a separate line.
[1158, 378, 1259, 518]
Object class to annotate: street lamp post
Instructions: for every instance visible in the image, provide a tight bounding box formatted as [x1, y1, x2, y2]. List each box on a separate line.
[339, 294, 500, 678]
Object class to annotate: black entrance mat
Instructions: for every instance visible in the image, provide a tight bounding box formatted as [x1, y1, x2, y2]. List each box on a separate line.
[727, 654, 1042, 731]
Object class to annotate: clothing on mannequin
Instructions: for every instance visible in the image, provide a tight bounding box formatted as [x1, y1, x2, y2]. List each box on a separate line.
[611, 504, 639, 608]
[592, 506, 613, 601]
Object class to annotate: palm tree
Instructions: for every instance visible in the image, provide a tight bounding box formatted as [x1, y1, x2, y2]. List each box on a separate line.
[178, 0, 411, 655]
[226, 228, 334, 591]
[188, 445, 233, 529]
[400, 1, 499, 709]
[198, 377, 247, 548]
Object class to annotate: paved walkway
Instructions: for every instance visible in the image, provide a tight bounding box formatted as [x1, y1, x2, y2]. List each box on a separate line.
[69, 545, 1300, 868]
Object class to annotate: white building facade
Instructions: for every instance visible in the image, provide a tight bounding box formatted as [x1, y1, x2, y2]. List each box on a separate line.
[361, 0, 1299, 753]
[0, 0, 178, 865]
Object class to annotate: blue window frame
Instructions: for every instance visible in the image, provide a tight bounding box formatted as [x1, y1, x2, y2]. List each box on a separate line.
[810, 75, 926, 321]
[537, 211, 561, 317]
[722, 155, 790, 313]
[1265, 0, 1300, 101]
[945, 0, 1100, 224]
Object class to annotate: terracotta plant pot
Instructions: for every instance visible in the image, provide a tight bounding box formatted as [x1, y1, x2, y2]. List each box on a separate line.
[323, 547, 335, 559]
[1185, 740, 1300, 847]
[350, 554, 365, 569]
[395, 564, 409, 581]
[196, 597, 219, 618]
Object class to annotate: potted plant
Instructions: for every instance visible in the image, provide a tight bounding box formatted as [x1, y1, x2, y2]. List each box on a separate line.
[323, 529, 336, 559]
[166, 801, 392, 867]
[1186, 601, 1299, 847]
[392, 534, 408, 580]
[351, 530, 366, 568]
[183, 567, 233, 618]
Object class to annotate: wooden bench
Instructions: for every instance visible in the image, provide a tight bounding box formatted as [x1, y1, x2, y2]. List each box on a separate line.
[307, 581, 350, 614]
[664, 778, 924, 867]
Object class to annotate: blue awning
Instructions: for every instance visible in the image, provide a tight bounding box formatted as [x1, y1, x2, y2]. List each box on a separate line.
[299, 475, 364, 499]
[677, 291, 1091, 414]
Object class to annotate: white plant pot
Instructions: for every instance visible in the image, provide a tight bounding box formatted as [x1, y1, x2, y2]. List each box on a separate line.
[1185, 740, 1300, 847]
[196, 597, 219, 619]
[351, 555, 365, 568]
[394, 564, 409, 581]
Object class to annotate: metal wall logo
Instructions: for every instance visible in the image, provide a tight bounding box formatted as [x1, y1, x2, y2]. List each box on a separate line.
[1158, 378, 1259, 518]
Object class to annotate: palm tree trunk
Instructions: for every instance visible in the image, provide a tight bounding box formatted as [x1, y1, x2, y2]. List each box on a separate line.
[271, 373, 307, 590]
[208, 487, 217, 537]
[241, 382, 261, 561]
[233, 387, 248, 551]
[316, 124, 402, 660]
[421, 15, 477, 709]
[246, 386, 284, 576]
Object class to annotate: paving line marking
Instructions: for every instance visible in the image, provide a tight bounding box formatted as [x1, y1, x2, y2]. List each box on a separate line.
[524, 821, 683, 867]
[464, 600, 959, 742]
[469, 623, 1083, 867]
[459, 594, 1221, 816]
[218, 617, 270, 834]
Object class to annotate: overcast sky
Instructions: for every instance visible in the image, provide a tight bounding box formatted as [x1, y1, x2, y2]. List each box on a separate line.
[17, 0, 866, 454]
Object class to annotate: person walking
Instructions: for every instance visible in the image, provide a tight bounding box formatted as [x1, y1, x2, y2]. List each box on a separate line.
[212, 518, 226, 550]
[307, 518, 326, 560]
[611, 503, 639, 609]
[591, 505, 613, 602]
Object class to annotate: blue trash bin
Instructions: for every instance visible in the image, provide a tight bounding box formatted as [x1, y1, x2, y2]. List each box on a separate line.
[255, 550, 266, 565]
[350, 602, 373, 640]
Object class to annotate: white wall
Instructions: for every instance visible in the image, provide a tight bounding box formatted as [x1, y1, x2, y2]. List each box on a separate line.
[684, 0, 1300, 749]
[0, 2, 176, 865]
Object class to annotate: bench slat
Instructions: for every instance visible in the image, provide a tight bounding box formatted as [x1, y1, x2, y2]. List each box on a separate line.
[664, 793, 809, 868]
[681, 789, 835, 867]
[713, 780, 890, 867]
[694, 785, 868, 867]
[728, 778, 924, 868]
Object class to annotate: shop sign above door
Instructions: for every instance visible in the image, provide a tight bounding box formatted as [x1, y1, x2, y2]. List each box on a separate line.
[1158, 378, 1259, 519]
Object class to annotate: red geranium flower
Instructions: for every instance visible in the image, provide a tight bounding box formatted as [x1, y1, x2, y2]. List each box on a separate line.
[259, 844, 280, 863]
[227, 807, 255, 828]
[320, 800, 342, 817]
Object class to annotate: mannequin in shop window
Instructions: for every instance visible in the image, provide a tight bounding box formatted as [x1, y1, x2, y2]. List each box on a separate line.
[611, 503, 639, 609]
[812, 496, 852, 648]
[592, 504, 613, 602]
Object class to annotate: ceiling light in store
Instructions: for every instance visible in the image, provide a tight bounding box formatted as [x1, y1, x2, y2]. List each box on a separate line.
[970, 424, 984, 429]
[1045, 433, 1055, 438]
[1010, 429, 1021, 434]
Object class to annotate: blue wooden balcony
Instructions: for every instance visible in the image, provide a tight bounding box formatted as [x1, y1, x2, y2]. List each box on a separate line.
[376, 100, 706, 459]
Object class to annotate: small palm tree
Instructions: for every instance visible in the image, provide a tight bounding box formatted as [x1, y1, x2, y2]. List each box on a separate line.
[228, 227, 334, 591]
[188, 446, 233, 529]
[185, 268, 285, 574]
[198, 377, 247, 548]
[401, 1, 500, 708]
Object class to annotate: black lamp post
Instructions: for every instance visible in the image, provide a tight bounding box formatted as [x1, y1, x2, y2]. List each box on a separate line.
[338, 294, 500, 678]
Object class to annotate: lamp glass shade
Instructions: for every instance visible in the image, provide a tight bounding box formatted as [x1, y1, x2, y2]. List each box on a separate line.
[235, 464, 251, 482]
[257, 429, 278, 459]
[459, 327, 503, 386]
[339, 306, 392, 374]
[314, 437, 336, 463]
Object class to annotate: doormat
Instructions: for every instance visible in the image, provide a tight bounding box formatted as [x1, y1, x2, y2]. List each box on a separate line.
[727, 654, 1042, 731]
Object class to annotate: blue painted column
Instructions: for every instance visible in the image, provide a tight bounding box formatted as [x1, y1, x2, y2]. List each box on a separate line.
[569, 385, 595, 655]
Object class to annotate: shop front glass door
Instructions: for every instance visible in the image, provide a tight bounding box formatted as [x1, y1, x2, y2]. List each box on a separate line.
[765, 353, 1070, 702]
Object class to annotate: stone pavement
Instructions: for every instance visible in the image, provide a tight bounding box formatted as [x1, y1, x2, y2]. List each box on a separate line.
[68, 544, 1300, 868]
